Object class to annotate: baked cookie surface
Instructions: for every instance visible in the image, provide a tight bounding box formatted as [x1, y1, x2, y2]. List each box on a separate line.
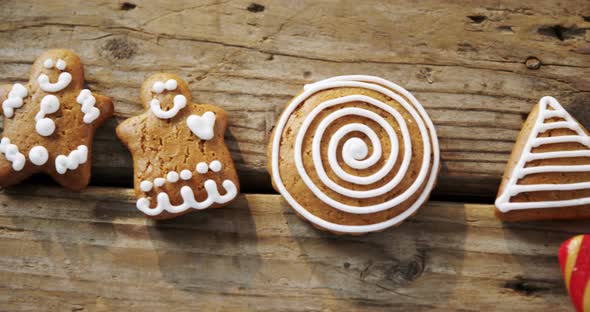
[0, 49, 113, 190]
[268, 75, 440, 234]
[495, 96, 590, 221]
[116, 73, 239, 219]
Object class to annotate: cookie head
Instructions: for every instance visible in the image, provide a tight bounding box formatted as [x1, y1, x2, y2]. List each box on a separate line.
[30, 49, 84, 93]
[141, 73, 192, 119]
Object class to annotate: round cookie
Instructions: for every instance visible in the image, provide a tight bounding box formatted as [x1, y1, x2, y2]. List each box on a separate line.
[267, 75, 440, 234]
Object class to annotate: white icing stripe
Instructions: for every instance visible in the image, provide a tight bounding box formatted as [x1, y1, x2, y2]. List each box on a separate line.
[37, 72, 72, 93]
[511, 181, 590, 194]
[532, 136, 590, 148]
[496, 96, 590, 212]
[76, 89, 100, 123]
[136, 179, 237, 216]
[0, 138, 25, 171]
[2, 83, 28, 118]
[543, 110, 566, 119]
[527, 150, 590, 161]
[519, 164, 590, 177]
[271, 75, 440, 233]
[55, 145, 88, 174]
[150, 95, 186, 119]
[538, 121, 581, 133]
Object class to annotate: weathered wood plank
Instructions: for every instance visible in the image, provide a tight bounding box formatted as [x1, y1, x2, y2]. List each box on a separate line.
[0, 185, 585, 311]
[0, 0, 589, 195]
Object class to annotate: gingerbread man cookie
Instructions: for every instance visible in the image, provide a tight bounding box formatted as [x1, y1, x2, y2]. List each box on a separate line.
[0, 49, 113, 190]
[116, 73, 239, 219]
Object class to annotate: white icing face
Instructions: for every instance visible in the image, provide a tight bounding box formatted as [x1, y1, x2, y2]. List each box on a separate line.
[152, 79, 178, 94]
[270, 75, 440, 234]
[55, 145, 88, 174]
[37, 58, 72, 93]
[187, 111, 215, 140]
[495, 96, 590, 212]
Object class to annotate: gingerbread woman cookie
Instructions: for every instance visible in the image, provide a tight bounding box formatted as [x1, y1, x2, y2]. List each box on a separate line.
[116, 73, 239, 219]
[0, 49, 113, 190]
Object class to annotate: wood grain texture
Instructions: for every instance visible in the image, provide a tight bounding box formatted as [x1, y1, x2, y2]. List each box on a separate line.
[0, 0, 589, 195]
[0, 185, 584, 311]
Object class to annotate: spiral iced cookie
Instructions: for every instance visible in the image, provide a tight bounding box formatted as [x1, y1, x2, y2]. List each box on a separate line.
[268, 75, 440, 234]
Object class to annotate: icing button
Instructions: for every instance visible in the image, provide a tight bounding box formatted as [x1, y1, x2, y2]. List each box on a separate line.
[167, 171, 179, 183]
[154, 178, 166, 187]
[140, 180, 153, 192]
[209, 160, 222, 172]
[29, 146, 49, 166]
[196, 162, 208, 174]
[180, 169, 192, 180]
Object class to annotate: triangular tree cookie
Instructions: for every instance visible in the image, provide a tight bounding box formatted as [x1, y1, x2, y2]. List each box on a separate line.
[496, 96, 590, 221]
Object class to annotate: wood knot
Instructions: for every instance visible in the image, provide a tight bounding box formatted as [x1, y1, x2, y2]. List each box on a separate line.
[537, 24, 585, 41]
[103, 38, 137, 60]
[120, 2, 136, 10]
[247, 3, 265, 13]
[503, 276, 551, 296]
[467, 15, 487, 24]
[525, 56, 541, 70]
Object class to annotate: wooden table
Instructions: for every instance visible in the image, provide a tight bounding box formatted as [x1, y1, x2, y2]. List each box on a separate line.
[1, 0, 589, 310]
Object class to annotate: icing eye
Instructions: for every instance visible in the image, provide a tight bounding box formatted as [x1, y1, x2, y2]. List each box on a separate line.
[56, 59, 66, 70]
[43, 59, 53, 69]
[165, 79, 177, 91]
[152, 81, 165, 94]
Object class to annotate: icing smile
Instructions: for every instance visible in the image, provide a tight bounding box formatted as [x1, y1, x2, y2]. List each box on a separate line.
[37, 72, 72, 92]
[149, 94, 187, 119]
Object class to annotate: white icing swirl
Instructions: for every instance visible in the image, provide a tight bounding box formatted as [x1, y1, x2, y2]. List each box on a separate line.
[270, 75, 440, 233]
[35, 95, 60, 136]
[37, 72, 72, 93]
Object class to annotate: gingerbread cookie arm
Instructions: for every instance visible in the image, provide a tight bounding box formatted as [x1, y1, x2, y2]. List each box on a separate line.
[115, 115, 142, 150]
[0, 84, 11, 105]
